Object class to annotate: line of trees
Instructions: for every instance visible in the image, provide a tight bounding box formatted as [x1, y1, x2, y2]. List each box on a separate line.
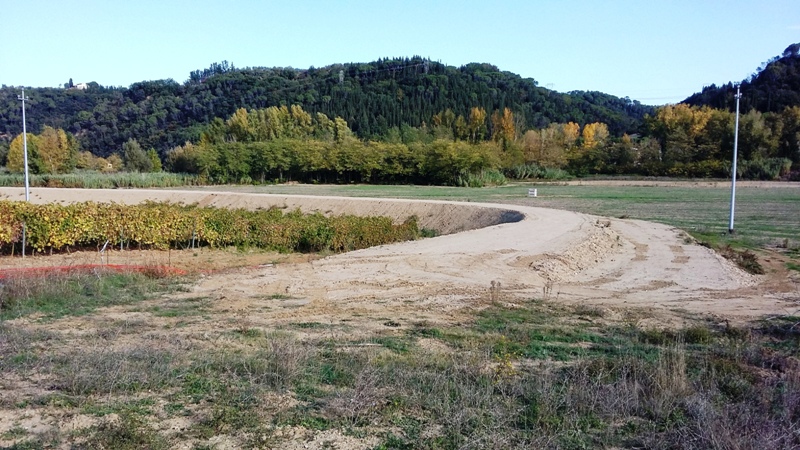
[165, 105, 513, 185]
[4, 101, 798, 184]
[519, 104, 799, 179]
[157, 103, 798, 185]
[2, 128, 162, 175]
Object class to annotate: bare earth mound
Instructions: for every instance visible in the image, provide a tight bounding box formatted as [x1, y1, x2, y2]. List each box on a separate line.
[0, 187, 792, 327]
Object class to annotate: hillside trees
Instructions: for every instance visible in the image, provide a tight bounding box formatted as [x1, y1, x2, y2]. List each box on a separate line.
[685, 43, 800, 113]
[0, 57, 653, 156]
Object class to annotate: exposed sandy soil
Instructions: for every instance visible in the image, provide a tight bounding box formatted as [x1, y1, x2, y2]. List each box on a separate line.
[0, 187, 796, 326]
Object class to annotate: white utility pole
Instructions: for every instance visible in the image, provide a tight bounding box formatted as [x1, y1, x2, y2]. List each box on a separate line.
[18, 89, 31, 257]
[18, 89, 30, 201]
[728, 85, 741, 234]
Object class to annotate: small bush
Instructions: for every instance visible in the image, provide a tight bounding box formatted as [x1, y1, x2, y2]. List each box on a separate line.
[83, 413, 168, 450]
[718, 245, 765, 275]
[738, 158, 793, 180]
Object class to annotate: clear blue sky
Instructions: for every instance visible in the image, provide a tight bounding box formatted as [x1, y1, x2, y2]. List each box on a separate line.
[1, 0, 798, 105]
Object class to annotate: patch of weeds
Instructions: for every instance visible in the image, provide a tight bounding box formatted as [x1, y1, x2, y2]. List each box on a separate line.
[192, 393, 262, 438]
[267, 293, 293, 300]
[0, 324, 59, 374]
[316, 349, 366, 386]
[722, 323, 751, 341]
[293, 381, 326, 402]
[0, 272, 175, 320]
[181, 372, 225, 403]
[2, 350, 39, 373]
[786, 262, 800, 272]
[522, 340, 595, 361]
[717, 245, 765, 275]
[374, 433, 415, 449]
[55, 347, 177, 395]
[82, 398, 155, 417]
[407, 326, 443, 339]
[758, 316, 800, 347]
[573, 304, 605, 318]
[149, 298, 208, 318]
[1, 426, 28, 440]
[639, 328, 680, 346]
[83, 412, 167, 450]
[294, 321, 326, 329]
[277, 407, 331, 431]
[372, 336, 412, 354]
[2, 437, 58, 450]
[473, 300, 554, 333]
[233, 327, 263, 338]
[683, 325, 713, 344]
[197, 338, 312, 392]
[419, 228, 439, 238]
[31, 393, 80, 408]
[164, 402, 186, 416]
[708, 357, 755, 401]
[383, 320, 401, 327]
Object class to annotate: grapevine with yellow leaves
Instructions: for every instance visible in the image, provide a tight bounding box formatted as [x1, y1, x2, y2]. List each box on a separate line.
[0, 201, 419, 254]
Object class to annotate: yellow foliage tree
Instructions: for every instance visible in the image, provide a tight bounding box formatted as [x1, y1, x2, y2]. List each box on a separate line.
[6, 133, 39, 173]
[290, 104, 313, 137]
[467, 107, 487, 142]
[581, 122, 609, 149]
[491, 108, 516, 146]
[521, 122, 579, 168]
[37, 126, 76, 174]
[562, 122, 580, 147]
[227, 108, 254, 142]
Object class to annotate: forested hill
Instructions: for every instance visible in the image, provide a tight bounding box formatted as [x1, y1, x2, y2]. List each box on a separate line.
[0, 57, 653, 156]
[684, 43, 800, 112]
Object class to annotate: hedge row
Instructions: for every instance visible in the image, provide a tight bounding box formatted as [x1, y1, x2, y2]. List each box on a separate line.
[0, 201, 419, 254]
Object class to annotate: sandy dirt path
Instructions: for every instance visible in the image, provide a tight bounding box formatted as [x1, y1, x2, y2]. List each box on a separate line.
[1, 187, 796, 329]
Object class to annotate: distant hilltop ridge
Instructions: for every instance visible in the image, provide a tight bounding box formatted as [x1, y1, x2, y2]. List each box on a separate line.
[684, 43, 800, 113]
[1, 43, 799, 156]
[0, 56, 654, 154]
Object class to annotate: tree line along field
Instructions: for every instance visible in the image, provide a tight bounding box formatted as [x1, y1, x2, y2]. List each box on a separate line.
[1, 102, 798, 189]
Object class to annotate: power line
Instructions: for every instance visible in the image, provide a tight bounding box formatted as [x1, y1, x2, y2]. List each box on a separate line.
[243, 61, 429, 98]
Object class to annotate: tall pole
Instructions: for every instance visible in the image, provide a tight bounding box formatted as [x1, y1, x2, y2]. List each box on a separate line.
[18, 89, 30, 201]
[18, 89, 30, 257]
[728, 85, 741, 234]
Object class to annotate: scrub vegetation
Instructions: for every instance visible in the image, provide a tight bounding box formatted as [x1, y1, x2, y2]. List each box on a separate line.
[2, 277, 799, 448]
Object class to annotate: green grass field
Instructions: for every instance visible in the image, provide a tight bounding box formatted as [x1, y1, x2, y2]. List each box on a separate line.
[183, 182, 800, 247]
